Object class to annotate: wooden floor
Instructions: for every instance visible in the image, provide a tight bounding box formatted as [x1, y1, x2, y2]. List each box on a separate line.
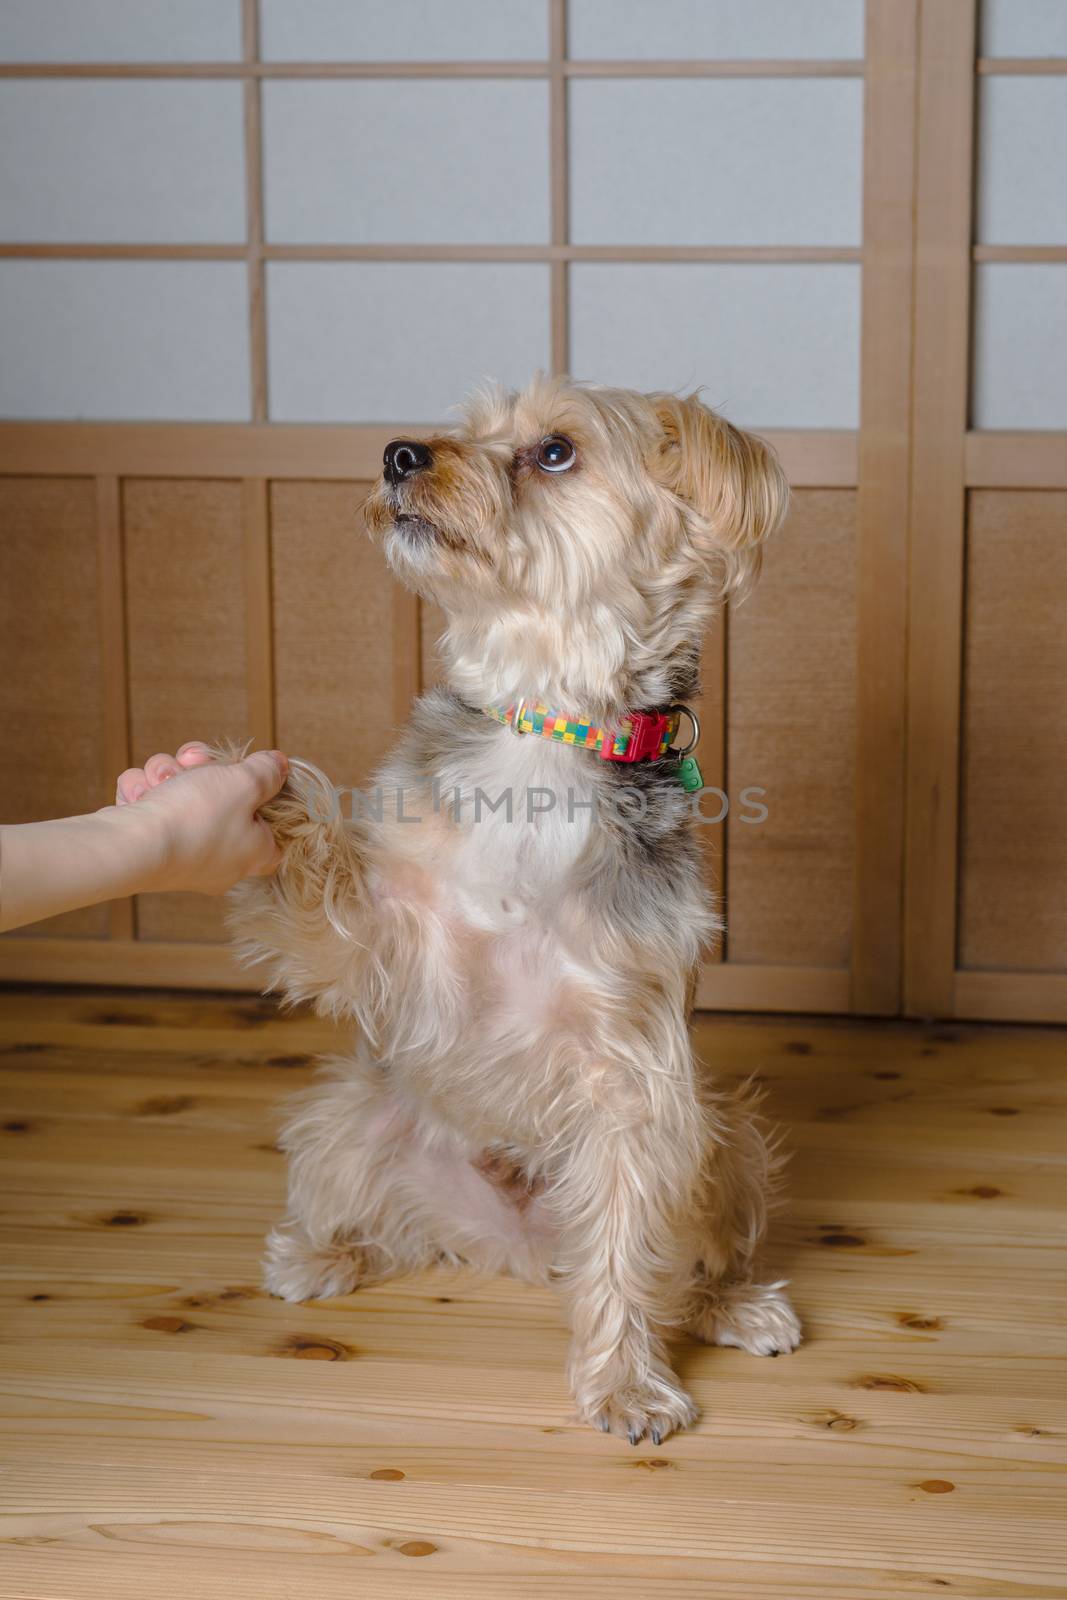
[0, 989, 1064, 1599]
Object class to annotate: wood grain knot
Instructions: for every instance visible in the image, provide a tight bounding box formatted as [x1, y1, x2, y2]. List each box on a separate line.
[134, 1094, 195, 1116]
[820, 1232, 866, 1248]
[369, 1468, 405, 1481]
[397, 1541, 437, 1557]
[854, 1374, 927, 1393]
[783, 1041, 812, 1055]
[987, 1107, 1020, 1117]
[3, 1119, 32, 1133]
[266, 1054, 314, 1069]
[102, 1211, 148, 1227]
[958, 1184, 1003, 1199]
[806, 1410, 860, 1431]
[631, 1457, 673, 1470]
[897, 1313, 942, 1331]
[918, 1479, 955, 1493]
[278, 1335, 351, 1361]
[142, 1316, 194, 1334]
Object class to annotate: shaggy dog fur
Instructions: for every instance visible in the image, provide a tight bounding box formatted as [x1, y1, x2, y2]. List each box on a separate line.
[225, 376, 799, 1444]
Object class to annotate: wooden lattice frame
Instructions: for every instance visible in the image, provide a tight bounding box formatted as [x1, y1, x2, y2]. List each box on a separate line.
[1, 1, 1065, 1020]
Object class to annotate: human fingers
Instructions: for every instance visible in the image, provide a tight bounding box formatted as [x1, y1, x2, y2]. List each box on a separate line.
[143, 752, 182, 788]
[175, 742, 215, 769]
[115, 767, 148, 806]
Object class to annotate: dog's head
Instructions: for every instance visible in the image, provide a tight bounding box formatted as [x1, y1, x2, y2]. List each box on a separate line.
[364, 376, 787, 715]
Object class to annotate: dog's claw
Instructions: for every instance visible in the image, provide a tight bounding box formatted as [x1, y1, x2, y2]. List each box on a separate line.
[628, 1425, 641, 1446]
[650, 1426, 663, 1446]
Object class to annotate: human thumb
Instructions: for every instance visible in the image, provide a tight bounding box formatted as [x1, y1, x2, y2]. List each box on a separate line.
[238, 749, 289, 805]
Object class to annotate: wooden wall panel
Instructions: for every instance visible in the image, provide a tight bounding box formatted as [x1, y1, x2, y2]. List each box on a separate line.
[124, 478, 248, 943]
[0, 477, 106, 937]
[271, 482, 397, 793]
[724, 489, 857, 968]
[958, 490, 1067, 973]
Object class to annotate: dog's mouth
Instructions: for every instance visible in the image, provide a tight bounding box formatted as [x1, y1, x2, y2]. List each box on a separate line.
[394, 510, 441, 544]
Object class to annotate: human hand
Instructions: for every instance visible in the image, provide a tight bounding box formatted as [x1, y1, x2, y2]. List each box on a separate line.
[114, 742, 289, 895]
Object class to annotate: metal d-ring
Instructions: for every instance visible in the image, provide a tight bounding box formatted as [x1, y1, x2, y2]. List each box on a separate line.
[667, 703, 700, 757]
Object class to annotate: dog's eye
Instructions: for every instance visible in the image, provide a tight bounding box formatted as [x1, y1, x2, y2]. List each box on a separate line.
[535, 435, 576, 474]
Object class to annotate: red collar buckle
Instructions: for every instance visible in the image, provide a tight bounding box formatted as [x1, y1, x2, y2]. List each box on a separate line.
[598, 709, 673, 764]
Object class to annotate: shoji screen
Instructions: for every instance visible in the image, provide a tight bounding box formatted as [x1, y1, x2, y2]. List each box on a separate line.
[906, 0, 1067, 1024]
[0, 2, 930, 1019]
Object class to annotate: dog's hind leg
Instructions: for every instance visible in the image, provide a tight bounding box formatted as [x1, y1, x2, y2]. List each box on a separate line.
[263, 1053, 439, 1303]
[682, 1080, 801, 1356]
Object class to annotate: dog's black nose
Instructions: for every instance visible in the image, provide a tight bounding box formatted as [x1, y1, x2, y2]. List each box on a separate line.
[384, 439, 432, 486]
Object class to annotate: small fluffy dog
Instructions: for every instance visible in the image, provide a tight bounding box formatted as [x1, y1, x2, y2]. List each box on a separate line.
[228, 376, 799, 1443]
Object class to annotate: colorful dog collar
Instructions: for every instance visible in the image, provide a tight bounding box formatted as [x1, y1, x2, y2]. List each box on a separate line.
[483, 700, 683, 765]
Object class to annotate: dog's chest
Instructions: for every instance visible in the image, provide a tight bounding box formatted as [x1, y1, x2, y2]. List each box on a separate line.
[436, 733, 597, 934]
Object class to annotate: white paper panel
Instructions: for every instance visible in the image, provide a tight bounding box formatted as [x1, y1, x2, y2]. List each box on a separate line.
[0, 82, 245, 244]
[0, 0, 241, 61]
[0, 262, 250, 420]
[569, 0, 863, 60]
[980, 0, 1067, 57]
[267, 262, 549, 421]
[972, 265, 1067, 429]
[263, 81, 548, 245]
[261, 0, 548, 61]
[570, 264, 860, 427]
[976, 79, 1067, 245]
[570, 80, 862, 246]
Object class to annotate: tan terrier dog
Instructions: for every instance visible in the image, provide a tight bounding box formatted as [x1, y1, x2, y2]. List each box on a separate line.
[227, 376, 798, 1443]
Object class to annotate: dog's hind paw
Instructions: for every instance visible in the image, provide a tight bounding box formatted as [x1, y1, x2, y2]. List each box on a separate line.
[690, 1279, 802, 1357]
[263, 1224, 371, 1302]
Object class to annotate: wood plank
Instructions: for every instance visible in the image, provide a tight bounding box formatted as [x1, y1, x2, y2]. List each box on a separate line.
[270, 481, 400, 785]
[0, 242, 863, 264]
[0, 425, 858, 487]
[241, 0, 267, 425]
[964, 432, 1067, 488]
[695, 964, 850, 1014]
[549, 0, 569, 377]
[693, 609, 726, 963]
[240, 480, 274, 752]
[725, 491, 857, 972]
[976, 57, 1067, 75]
[0, 477, 107, 940]
[851, 0, 919, 1014]
[123, 479, 248, 945]
[0, 991, 1064, 1597]
[957, 492, 1067, 974]
[954, 971, 1067, 1026]
[0, 59, 866, 80]
[902, 0, 977, 1018]
[0, 939, 250, 990]
[95, 475, 134, 941]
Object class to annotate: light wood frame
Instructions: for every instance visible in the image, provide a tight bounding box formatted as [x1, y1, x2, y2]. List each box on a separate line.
[2, 3, 1066, 1023]
[903, 0, 1067, 1026]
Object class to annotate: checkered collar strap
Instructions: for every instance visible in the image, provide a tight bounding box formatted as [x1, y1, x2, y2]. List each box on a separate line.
[483, 699, 681, 764]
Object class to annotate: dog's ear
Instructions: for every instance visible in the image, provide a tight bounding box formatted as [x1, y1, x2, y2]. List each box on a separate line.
[650, 393, 788, 598]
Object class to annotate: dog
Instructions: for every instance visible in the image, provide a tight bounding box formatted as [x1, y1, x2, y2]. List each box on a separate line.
[226, 375, 798, 1443]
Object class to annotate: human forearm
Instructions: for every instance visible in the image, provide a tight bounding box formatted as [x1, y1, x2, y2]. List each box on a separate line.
[0, 806, 164, 933]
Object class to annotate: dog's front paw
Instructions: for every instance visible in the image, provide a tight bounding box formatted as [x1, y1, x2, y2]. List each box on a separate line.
[579, 1373, 698, 1446]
